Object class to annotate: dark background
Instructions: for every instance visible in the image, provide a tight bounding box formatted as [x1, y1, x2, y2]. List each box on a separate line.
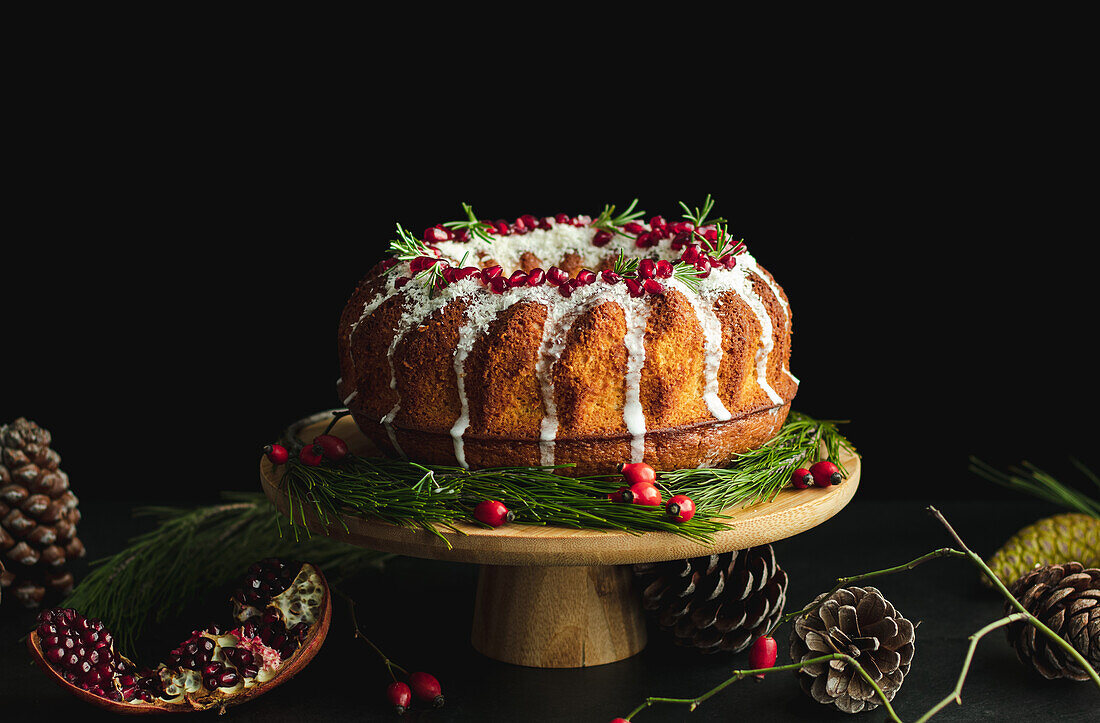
[3, 37, 1098, 720]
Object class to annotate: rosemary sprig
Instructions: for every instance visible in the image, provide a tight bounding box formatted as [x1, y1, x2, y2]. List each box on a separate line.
[441, 202, 495, 243]
[968, 456, 1100, 517]
[61, 492, 390, 657]
[670, 261, 704, 294]
[678, 193, 726, 229]
[612, 249, 639, 276]
[592, 198, 646, 235]
[707, 221, 746, 258]
[387, 223, 434, 261]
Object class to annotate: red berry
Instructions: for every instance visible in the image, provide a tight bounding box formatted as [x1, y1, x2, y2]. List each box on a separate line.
[629, 482, 661, 507]
[665, 494, 695, 522]
[575, 269, 597, 285]
[623, 221, 647, 235]
[748, 635, 778, 678]
[408, 671, 444, 708]
[527, 268, 546, 286]
[480, 265, 503, 283]
[593, 230, 613, 247]
[474, 500, 514, 527]
[312, 434, 348, 461]
[624, 278, 645, 298]
[298, 443, 325, 467]
[263, 444, 289, 465]
[790, 467, 814, 490]
[608, 486, 632, 503]
[489, 277, 508, 294]
[507, 270, 528, 287]
[643, 279, 664, 295]
[386, 680, 412, 714]
[637, 259, 657, 279]
[546, 266, 569, 286]
[809, 460, 844, 487]
[621, 462, 656, 486]
[655, 259, 674, 278]
[610, 719, 632, 723]
[601, 270, 622, 284]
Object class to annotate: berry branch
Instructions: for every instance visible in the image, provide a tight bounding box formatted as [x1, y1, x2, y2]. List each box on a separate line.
[612, 507, 1099, 722]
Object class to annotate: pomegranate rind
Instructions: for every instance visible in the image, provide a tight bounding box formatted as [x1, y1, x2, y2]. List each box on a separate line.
[26, 562, 331, 714]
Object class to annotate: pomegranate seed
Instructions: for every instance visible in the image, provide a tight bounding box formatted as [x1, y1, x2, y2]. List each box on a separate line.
[643, 279, 664, 295]
[575, 269, 596, 285]
[625, 278, 644, 298]
[494, 221, 510, 235]
[489, 277, 508, 294]
[395, 277, 411, 288]
[655, 260, 673, 278]
[218, 670, 240, 687]
[649, 215, 666, 228]
[701, 227, 718, 243]
[459, 266, 481, 281]
[538, 216, 554, 230]
[527, 268, 545, 286]
[455, 229, 471, 242]
[480, 266, 503, 284]
[593, 229, 613, 246]
[46, 647, 66, 663]
[572, 214, 592, 226]
[670, 221, 695, 233]
[545, 266, 569, 286]
[722, 254, 737, 269]
[634, 232, 655, 248]
[558, 280, 576, 297]
[408, 671, 445, 708]
[629, 482, 662, 506]
[623, 221, 647, 235]
[637, 259, 656, 279]
[601, 270, 622, 284]
[510, 221, 529, 235]
[681, 244, 700, 263]
[423, 225, 452, 243]
[665, 494, 695, 522]
[507, 270, 528, 287]
[474, 500, 514, 527]
[521, 214, 538, 229]
[442, 266, 458, 283]
[409, 256, 443, 273]
[554, 213, 570, 224]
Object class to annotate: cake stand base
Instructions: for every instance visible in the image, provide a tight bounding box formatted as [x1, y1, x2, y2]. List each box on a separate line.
[471, 564, 646, 668]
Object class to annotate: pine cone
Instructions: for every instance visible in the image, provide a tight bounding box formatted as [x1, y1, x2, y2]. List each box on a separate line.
[0, 418, 83, 609]
[633, 545, 787, 654]
[986, 513, 1100, 587]
[790, 586, 916, 714]
[1004, 562, 1100, 681]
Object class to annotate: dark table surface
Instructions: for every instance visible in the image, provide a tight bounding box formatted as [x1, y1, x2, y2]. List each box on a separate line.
[2, 498, 1097, 722]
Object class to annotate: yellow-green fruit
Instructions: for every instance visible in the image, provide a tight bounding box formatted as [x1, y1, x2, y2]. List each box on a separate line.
[985, 513, 1100, 586]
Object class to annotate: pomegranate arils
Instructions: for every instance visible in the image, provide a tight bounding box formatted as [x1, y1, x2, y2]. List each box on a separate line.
[422, 225, 452, 243]
[625, 278, 645, 298]
[655, 259, 674, 278]
[558, 280, 576, 298]
[575, 269, 596, 285]
[539, 216, 554, 230]
[601, 270, 622, 284]
[649, 215, 666, 228]
[507, 270, 528, 287]
[480, 265, 503, 283]
[635, 231, 660, 248]
[593, 229, 613, 246]
[394, 277, 411, 289]
[489, 277, 508, 294]
[637, 258, 656, 278]
[527, 268, 545, 286]
[546, 266, 569, 286]
[623, 221, 647, 235]
[554, 213, 570, 224]
[643, 279, 664, 295]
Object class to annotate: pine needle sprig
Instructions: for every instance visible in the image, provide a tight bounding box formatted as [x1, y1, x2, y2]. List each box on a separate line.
[592, 198, 646, 235]
[708, 222, 746, 259]
[62, 492, 390, 657]
[276, 412, 855, 546]
[678, 193, 727, 229]
[968, 456, 1100, 518]
[670, 262, 704, 294]
[659, 413, 855, 512]
[613, 249, 640, 276]
[441, 202, 495, 243]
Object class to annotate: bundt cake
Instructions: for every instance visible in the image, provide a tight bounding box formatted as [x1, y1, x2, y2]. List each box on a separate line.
[336, 200, 797, 476]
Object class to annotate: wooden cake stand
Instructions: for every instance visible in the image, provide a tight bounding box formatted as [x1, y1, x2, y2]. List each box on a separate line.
[259, 414, 860, 669]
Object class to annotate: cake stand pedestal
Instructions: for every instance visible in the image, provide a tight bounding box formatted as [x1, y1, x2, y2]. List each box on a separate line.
[260, 414, 860, 668]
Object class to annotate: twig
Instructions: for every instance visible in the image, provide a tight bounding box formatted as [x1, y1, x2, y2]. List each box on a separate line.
[338, 589, 408, 680]
[617, 508, 1099, 721]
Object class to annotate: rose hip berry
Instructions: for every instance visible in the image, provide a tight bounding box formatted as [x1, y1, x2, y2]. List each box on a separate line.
[665, 494, 695, 522]
[473, 500, 514, 528]
[408, 671, 444, 708]
[298, 443, 325, 467]
[386, 681, 412, 715]
[263, 444, 289, 465]
[312, 434, 348, 461]
[791, 468, 814, 490]
[629, 482, 662, 507]
[620, 462, 657, 487]
[749, 635, 778, 678]
[809, 460, 844, 487]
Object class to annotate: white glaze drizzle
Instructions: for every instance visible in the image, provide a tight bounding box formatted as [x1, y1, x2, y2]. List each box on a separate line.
[679, 281, 732, 421]
[741, 256, 799, 386]
[621, 297, 651, 463]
